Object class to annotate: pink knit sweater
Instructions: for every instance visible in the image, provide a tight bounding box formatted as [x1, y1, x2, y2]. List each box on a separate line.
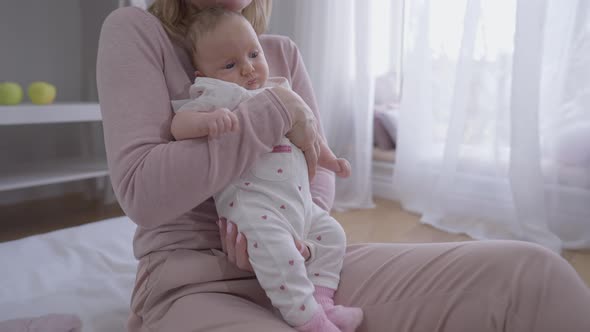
[96, 7, 335, 259]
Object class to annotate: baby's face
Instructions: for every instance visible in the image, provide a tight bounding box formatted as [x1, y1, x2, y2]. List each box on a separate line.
[194, 16, 269, 90]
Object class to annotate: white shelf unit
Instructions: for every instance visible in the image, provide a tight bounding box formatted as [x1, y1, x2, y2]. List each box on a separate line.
[0, 0, 120, 205]
[0, 103, 109, 194]
[0, 158, 109, 192]
[0, 103, 102, 125]
[372, 159, 397, 201]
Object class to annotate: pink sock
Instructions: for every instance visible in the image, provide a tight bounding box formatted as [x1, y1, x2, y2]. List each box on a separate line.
[314, 286, 364, 332]
[295, 308, 341, 332]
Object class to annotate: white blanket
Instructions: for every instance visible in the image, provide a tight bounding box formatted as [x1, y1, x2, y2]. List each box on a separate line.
[0, 217, 137, 332]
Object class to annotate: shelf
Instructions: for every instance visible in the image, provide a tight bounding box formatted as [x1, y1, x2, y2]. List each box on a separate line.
[373, 160, 395, 179]
[0, 103, 101, 125]
[0, 159, 109, 191]
[372, 158, 396, 201]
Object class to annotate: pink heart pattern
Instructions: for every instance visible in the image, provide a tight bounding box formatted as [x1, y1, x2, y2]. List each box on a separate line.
[289, 260, 294, 266]
[245, 182, 250, 186]
[280, 285, 286, 290]
[229, 202, 234, 207]
[314, 273, 320, 277]
[261, 215, 267, 220]
[316, 235, 322, 241]
[300, 304, 306, 311]
[280, 205, 286, 209]
[253, 242, 258, 248]
[277, 168, 283, 173]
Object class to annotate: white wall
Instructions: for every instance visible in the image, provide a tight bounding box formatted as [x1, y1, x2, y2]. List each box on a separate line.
[1, 1, 82, 101]
[0, 0, 118, 205]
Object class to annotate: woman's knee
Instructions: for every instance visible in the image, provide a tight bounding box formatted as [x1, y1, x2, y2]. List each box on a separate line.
[487, 242, 590, 331]
[469, 240, 561, 269]
[498, 240, 565, 272]
[474, 241, 579, 304]
[452, 240, 567, 298]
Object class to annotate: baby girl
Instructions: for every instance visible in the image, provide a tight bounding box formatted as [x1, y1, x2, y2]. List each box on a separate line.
[170, 7, 362, 332]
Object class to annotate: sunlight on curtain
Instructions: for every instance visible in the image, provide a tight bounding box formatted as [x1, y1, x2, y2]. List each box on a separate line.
[268, 0, 396, 211]
[371, 0, 397, 77]
[394, 0, 590, 251]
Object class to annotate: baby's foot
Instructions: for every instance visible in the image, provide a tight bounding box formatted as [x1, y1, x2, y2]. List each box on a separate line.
[295, 308, 342, 332]
[325, 305, 363, 332]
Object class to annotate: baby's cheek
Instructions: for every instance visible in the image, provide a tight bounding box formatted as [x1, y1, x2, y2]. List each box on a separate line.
[216, 72, 240, 86]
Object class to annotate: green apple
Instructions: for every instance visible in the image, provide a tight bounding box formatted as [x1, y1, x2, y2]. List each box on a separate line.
[0, 82, 24, 105]
[28, 81, 57, 105]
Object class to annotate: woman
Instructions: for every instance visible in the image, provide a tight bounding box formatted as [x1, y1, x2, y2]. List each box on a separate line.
[96, 0, 590, 331]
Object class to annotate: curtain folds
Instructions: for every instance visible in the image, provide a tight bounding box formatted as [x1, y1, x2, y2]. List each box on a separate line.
[394, 0, 590, 251]
[270, 0, 393, 210]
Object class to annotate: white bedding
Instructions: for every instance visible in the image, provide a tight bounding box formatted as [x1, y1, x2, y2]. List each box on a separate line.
[0, 217, 137, 332]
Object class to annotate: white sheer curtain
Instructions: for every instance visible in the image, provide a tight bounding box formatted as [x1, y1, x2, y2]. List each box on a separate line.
[270, 0, 394, 210]
[394, 0, 590, 251]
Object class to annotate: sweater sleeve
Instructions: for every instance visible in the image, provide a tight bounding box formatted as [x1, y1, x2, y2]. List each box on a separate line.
[284, 39, 336, 211]
[96, 8, 292, 229]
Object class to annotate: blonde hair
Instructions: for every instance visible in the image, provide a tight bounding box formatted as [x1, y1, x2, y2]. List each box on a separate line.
[148, 0, 272, 47]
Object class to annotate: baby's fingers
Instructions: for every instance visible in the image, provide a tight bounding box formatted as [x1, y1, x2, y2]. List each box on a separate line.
[229, 112, 240, 132]
[215, 117, 227, 135]
[221, 113, 233, 133]
[209, 121, 219, 138]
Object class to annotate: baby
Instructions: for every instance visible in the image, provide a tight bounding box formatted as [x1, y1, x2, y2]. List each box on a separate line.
[171, 7, 362, 332]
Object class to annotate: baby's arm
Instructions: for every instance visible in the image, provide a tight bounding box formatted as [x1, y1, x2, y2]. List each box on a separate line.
[171, 107, 240, 141]
[318, 139, 351, 178]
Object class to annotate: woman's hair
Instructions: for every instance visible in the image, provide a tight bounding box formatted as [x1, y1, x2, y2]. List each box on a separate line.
[148, 0, 272, 45]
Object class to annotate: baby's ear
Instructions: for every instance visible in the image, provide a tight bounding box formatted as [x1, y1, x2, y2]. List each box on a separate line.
[195, 70, 204, 77]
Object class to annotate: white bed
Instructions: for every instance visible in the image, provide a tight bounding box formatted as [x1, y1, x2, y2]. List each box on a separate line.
[0, 217, 137, 332]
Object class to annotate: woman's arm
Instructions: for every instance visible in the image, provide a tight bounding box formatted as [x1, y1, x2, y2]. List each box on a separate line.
[96, 8, 291, 229]
[284, 39, 336, 211]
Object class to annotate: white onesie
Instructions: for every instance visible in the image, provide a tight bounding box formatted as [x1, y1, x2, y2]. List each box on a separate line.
[174, 77, 347, 327]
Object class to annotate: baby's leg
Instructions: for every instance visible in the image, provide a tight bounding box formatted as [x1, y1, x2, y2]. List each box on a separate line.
[305, 204, 346, 290]
[231, 204, 339, 332]
[306, 204, 363, 332]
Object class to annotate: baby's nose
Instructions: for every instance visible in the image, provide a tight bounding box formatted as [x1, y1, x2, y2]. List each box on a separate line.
[242, 63, 254, 75]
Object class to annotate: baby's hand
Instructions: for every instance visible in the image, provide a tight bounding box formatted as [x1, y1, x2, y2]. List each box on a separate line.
[206, 108, 240, 138]
[334, 158, 352, 178]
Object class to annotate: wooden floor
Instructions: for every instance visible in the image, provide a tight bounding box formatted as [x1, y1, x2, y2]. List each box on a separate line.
[0, 193, 124, 242]
[1, 195, 588, 287]
[333, 198, 590, 287]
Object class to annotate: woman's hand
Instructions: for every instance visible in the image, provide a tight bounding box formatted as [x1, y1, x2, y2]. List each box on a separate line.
[218, 218, 310, 272]
[271, 86, 322, 180]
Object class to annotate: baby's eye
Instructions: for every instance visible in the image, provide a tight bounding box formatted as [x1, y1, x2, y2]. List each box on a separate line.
[250, 51, 259, 58]
[225, 62, 235, 69]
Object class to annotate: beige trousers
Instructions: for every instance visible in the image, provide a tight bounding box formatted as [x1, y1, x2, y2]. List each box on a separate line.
[128, 240, 590, 332]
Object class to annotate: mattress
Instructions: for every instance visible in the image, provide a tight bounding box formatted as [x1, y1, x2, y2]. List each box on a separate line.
[0, 217, 137, 332]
